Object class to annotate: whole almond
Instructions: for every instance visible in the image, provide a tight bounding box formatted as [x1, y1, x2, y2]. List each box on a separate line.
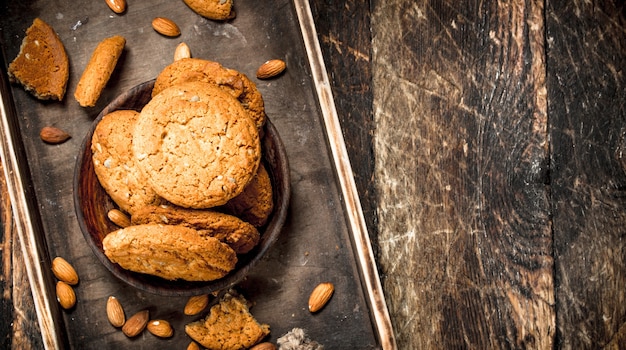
[56, 281, 76, 309]
[250, 342, 277, 350]
[184, 294, 209, 315]
[147, 319, 174, 338]
[152, 17, 180, 37]
[256, 59, 286, 79]
[122, 310, 149, 337]
[51, 257, 79, 285]
[105, 0, 126, 13]
[107, 209, 130, 228]
[106, 296, 126, 327]
[40, 126, 71, 144]
[174, 42, 191, 61]
[308, 282, 334, 313]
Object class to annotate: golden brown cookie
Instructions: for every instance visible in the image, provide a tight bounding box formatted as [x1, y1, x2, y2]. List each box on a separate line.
[152, 58, 266, 129]
[8, 18, 69, 101]
[222, 163, 274, 227]
[183, 0, 234, 21]
[133, 81, 261, 209]
[74, 35, 126, 107]
[131, 205, 260, 254]
[91, 110, 164, 215]
[185, 292, 270, 349]
[102, 224, 237, 281]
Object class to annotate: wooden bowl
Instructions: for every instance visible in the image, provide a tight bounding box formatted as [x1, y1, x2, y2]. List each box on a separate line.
[73, 80, 290, 297]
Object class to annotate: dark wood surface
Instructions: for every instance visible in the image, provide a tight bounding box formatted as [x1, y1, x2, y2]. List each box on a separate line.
[2, 0, 626, 349]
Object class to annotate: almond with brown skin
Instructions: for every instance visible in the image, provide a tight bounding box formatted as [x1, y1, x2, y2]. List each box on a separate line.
[187, 342, 200, 350]
[56, 281, 76, 309]
[147, 319, 174, 338]
[308, 282, 334, 313]
[106, 296, 125, 327]
[250, 342, 277, 350]
[51, 257, 79, 285]
[107, 209, 130, 228]
[105, 0, 126, 13]
[40, 126, 70, 144]
[256, 59, 286, 79]
[152, 17, 180, 37]
[122, 310, 149, 337]
[184, 294, 209, 315]
[174, 42, 191, 61]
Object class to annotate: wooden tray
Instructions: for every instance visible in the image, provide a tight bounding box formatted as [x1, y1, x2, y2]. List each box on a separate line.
[0, 0, 396, 348]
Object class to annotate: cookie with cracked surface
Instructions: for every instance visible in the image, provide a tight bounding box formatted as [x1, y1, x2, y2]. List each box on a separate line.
[222, 163, 274, 227]
[131, 205, 260, 254]
[91, 109, 164, 215]
[183, 0, 235, 21]
[8, 18, 69, 101]
[152, 58, 265, 129]
[133, 81, 261, 209]
[102, 224, 237, 281]
[185, 292, 270, 350]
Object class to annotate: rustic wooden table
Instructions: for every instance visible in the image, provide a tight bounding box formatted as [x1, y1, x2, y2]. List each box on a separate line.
[2, 0, 626, 349]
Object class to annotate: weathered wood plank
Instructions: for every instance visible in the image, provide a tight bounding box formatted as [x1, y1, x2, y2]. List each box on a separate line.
[546, 1, 626, 348]
[371, 0, 553, 348]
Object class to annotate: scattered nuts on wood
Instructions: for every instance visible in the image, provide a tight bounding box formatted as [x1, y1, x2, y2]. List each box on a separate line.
[106, 296, 126, 327]
[187, 342, 201, 350]
[122, 309, 149, 337]
[152, 17, 181, 37]
[107, 208, 130, 228]
[105, 0, 126, 13]
[40, 126, 70, 144]
[174, 42, 191, 61]
[56, 281, 76, 309]
[147, 319, 174, 338]
[256, 59, 286, 79]
[250, 342, 277, 350]
[308, 282, 334, 313]
[184, 294, 209, 315]
[51, 257, 79, 285]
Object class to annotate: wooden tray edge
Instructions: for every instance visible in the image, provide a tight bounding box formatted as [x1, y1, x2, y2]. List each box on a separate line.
[292, 1, 398, 348]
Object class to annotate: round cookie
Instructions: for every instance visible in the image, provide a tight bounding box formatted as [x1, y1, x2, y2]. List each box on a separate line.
[133, 81, 261, 209]
[222, 163, 274, 227]
[131, 205, 260, 254]
[152, 58, 266, 129]
[91, 109, 164, 215]
[102, 224, 237, 281]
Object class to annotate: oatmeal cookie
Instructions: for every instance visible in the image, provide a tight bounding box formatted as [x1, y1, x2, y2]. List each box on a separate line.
[91, 109, 164, 215]
[152, 58, 265, 129]
[222, 163, 274, 227]
[102, 224, 237, 281]
[133, 81, 261, 209]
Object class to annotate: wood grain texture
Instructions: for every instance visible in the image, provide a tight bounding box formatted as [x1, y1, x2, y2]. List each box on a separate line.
[546, 1, 626, 348]
[371, 0, 553, 348]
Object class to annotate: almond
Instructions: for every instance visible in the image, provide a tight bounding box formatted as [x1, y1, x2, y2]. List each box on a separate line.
[174, 42, 191, 61]
[308, 282, 334, 313]
[122, 310, 149, 337]
[152, 17, 180, 37]
[184, 294, 209, 315]
[256, 59, 286, 79]
[56, 281, 76, 309]
[147, 319, 174, 338]
[40, 126, 70, 144]
[106, 296, 126, 327]
[107, 209, 130, 228]
[105, 0, 126, 13]
[51, 257, 79, 285]
[250, 342, 277, 350]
